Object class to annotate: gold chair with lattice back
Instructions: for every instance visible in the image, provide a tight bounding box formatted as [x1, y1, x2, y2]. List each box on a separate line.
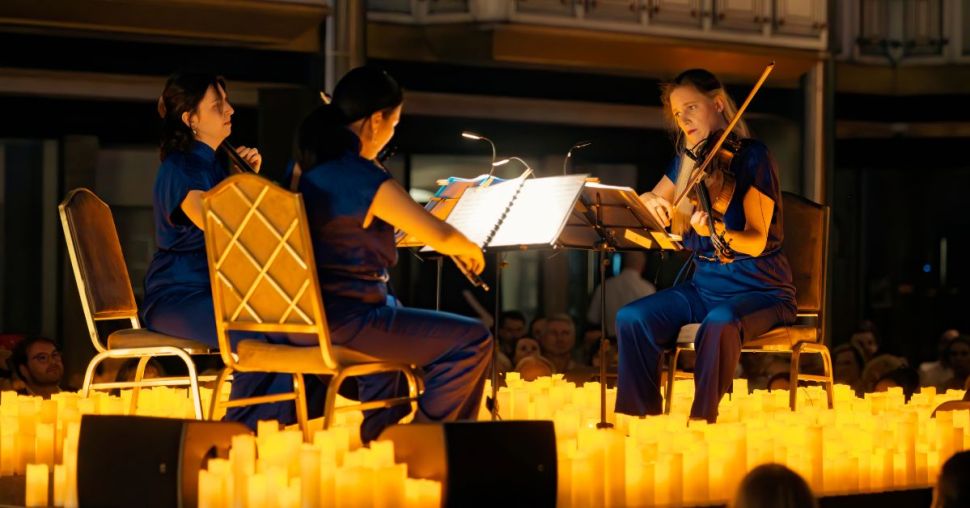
[202, 173, 422, 441]
[59, 188, 211, 418]
[664, 191, 835, 414]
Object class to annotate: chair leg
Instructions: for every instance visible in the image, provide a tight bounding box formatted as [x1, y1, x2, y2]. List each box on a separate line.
[167, 348, 205, 420]
[128, 356, 151, 415]
[399, 368, 421, 424]
[293, 373, 311, 442]
[664, 347, 682, 415]
[820, 346, 835, 409]
[789, 346, 802, 411]
[209, 368, 232, 422]
[322, 372, 349, 432]
[81, 351, 111, 399]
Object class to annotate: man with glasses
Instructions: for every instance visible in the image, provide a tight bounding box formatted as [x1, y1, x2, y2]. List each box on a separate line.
[9, 337, 63, 398]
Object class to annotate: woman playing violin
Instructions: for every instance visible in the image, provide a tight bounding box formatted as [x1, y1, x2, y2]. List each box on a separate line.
[615, 69, 796, 422]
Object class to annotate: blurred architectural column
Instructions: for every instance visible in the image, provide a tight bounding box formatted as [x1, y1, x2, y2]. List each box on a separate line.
[326, 0, 367, 93]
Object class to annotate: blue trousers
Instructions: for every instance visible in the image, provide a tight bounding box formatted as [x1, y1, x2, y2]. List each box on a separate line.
[141, 287, 314, 426]
[324, 296, 493, 442]
[615, 282, 795, 421]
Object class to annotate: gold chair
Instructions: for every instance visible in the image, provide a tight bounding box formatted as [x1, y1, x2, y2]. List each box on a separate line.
[202, 173, 422, 441]
[664, 191, 835, 414]
[59, 188, 211, 418]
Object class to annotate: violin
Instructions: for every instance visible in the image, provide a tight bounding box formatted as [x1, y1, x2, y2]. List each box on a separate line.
[671, 62, 775, 263]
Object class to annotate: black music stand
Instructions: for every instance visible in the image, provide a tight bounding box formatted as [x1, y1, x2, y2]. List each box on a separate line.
[555, 182, 681, 428]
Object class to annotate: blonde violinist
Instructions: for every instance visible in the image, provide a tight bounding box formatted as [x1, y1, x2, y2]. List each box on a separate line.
[615, 69, 796, 422]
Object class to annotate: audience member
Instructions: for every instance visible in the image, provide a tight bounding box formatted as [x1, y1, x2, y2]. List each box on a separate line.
[115, 358, 168, 383]
[832, 343, 866, 394]
[497, 310, 528, 357]
[9, 337, 63, 398]
[859, 353, 908, 393]
[873, 366, 920, 401]
[515, 355, 554, 382]
[539, 314, 578, 374]
[767, 372, 791, 392]
[942, 336, 970, 391]
[731, 463, 818, 508]
[933, 450, 970, 508]
[849, 320, 880, 361]
[921, 329, 960, 389]
[586, 252, 656, 338]
[529, 317, 547, 343]
[512, 337, 541, 366]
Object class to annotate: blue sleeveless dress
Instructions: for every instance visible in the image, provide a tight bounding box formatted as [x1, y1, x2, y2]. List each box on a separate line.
[291, 143, 492, 443]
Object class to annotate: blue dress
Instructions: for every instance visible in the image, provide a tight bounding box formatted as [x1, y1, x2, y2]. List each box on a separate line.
[615, 139, 797, 422]
[142, 141, 317, 426]
[293, 142, 492, 443]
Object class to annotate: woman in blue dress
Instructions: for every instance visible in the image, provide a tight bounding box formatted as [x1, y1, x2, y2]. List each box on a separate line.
[615, 69, 797, 422]
[290, 67, 492, 443]
[144, 72, 301, 426]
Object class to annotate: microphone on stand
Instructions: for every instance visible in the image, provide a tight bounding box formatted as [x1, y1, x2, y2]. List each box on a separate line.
[461, 131, 497, 177]
[563, 140, 592, 175]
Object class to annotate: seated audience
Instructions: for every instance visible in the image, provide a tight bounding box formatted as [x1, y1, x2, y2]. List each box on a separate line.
[115, 358, 168, 383]
[873, 366, 920, 401]
[767, 372, 791, 392]
[529, 317, 547, 343]
[933, 450, 970, 508]
[942, 336, 970, 391]
[538, 314, 578, 374]
[515, 355, 555, 381]
[731, 463, 818, 508]
[832, 343, 866, 395]
[9, 337, 63, 398]
[512, 337, 541, 366]
[586, 251, 656, 338]
[497, 310, 528, 358]
[849, 320, 881, 361]
[921, 328, 959, 389]
[860, 353, 908, 393]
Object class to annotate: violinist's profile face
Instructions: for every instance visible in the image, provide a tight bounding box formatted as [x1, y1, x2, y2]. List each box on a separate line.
[669, 85, 726, 147]
[183, 84, 234, 149]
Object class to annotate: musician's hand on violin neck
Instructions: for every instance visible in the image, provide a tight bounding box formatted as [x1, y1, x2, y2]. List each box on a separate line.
[689, 211, 725, 237]
[235, 145, 262, 173]
[639, 192, 673, 228]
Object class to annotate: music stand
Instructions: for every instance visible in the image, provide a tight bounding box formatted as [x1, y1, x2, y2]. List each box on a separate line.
[556, 181, 680, 428]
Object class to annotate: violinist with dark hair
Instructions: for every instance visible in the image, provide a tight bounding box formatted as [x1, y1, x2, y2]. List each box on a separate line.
[288, 67, 492, 443]
[615, 68, 796, 423]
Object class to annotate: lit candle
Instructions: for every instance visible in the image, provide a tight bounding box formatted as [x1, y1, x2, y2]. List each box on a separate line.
[35, 422, 55, 468]
[53, 463, 66, 507]
[25, 463, 49, 507]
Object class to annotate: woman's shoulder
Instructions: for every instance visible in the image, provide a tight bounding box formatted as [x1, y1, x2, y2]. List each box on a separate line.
[737, 138, 770, 160]
[306, 151, 387, 183]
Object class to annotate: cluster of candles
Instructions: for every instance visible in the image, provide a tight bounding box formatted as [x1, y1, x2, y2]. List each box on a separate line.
[492, 373, 968, 507]
[1, 375, 967, 507]
[196, 422, 442, 508]
[1, 387, 220, 507]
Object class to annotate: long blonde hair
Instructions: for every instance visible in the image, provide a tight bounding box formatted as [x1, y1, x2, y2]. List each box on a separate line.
[660, 69, 750, 235]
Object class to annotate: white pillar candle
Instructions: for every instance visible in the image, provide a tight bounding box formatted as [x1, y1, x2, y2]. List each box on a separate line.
[53, 463, 66, 507]
[35, 422, 55, 468]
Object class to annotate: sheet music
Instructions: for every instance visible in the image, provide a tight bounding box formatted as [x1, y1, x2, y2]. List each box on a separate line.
[421, 174, 525, 251]
[489, 174, 588, 248]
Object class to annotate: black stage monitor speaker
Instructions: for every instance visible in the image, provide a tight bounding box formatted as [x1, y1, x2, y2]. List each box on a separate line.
[77, 414, 251, 508]
[378, 420, 557, 508]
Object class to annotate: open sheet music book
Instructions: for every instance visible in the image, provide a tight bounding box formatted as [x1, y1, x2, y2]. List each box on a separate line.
[558, 181, 682, 251]
[419, 172, 589, 252]
[395, 174, 496, 248]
